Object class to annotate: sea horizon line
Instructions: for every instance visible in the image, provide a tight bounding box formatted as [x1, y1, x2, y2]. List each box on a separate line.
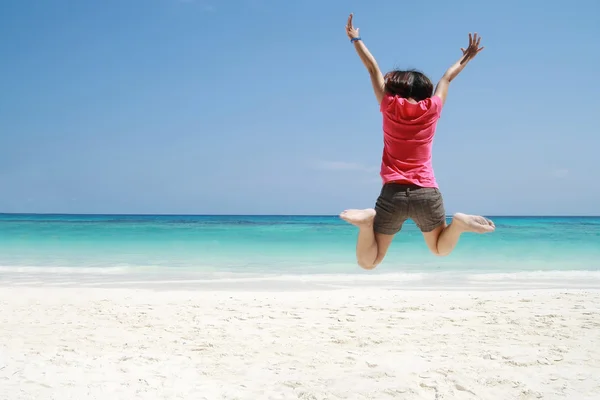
[1, 213, 599, 218]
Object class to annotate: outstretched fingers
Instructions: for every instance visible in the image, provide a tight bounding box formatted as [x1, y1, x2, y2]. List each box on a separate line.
[463, 32, 484, 57]
[475, 33, 483, 51]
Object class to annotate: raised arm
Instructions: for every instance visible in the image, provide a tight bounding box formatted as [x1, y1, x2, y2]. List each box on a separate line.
[346, 14, 385, 105]
[434, 33, 484, 105]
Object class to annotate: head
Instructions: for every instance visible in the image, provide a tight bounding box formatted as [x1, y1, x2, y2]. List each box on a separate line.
[383, 69, 433, 102]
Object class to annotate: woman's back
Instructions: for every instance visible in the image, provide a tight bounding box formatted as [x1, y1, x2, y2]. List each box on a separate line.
[379, 94, 443, 188]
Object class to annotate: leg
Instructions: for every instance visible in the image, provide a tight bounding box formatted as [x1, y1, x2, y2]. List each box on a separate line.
[339, 209, 395, 269]
[423, 213, 495, 256]
[340, 184, 406, 269]
[410, 188, 494, 256]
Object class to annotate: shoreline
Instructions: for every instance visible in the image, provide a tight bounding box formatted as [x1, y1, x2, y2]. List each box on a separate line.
[2, 269, 600, 291]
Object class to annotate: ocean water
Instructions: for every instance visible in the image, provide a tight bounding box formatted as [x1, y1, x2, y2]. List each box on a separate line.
[1, 214, 599, 289]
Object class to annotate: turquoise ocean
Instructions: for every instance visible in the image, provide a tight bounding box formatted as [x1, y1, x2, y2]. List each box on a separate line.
[1, 214, 599, 289]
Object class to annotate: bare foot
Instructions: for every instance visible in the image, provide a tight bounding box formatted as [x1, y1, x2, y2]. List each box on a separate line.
[452, 212, 495, 233]
[339, 208, 376, 227]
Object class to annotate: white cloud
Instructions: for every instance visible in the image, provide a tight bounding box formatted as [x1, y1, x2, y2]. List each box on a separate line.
[312, 161, 378, 173]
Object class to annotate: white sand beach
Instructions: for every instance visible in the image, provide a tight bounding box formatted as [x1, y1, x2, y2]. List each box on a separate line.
[1, 286, 600, 400]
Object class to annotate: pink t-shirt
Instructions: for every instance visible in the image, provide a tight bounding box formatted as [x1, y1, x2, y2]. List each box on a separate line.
[379, 94, 443, 188]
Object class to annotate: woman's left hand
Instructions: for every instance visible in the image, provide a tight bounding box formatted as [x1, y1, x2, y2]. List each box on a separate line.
[346, 13, 360, 40]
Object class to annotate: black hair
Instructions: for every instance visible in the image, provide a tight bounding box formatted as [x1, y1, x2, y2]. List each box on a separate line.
[383, 69, 434, 101]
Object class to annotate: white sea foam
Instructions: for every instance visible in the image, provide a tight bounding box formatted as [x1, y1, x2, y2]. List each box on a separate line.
[2, 265, 600, 290]
[0, 266, 135, 274]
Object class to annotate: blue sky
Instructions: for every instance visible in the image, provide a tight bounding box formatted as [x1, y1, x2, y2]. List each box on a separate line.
[1, 0, 599, 215]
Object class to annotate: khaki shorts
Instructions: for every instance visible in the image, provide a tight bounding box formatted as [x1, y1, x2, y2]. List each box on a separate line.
[373, 183, 446, 234]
